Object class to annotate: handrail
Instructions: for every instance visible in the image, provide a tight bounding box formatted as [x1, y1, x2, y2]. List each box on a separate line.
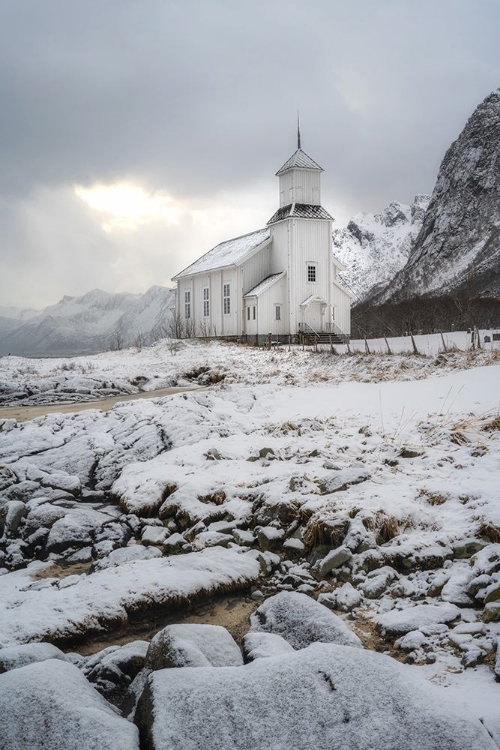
[301, 322, 349, 343]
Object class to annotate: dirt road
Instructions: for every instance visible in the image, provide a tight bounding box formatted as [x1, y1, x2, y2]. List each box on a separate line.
[0, 385, 206, 423]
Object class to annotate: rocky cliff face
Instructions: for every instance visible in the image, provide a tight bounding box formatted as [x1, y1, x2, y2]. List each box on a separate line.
[333, 196, 430, 302]
[377, 88, 500, 303]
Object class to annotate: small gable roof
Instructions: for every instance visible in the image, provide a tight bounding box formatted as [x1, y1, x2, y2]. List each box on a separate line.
[276, 148, 323, 176]
[244, 271, 286, 298]
[172, 228, 271, 280]
[268, 203, 334, 225]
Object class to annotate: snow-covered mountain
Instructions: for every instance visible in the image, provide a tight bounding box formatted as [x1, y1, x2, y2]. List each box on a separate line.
[332, 196, 430, 302]
[375, 88, 500, 304]
[0, 286, 176, 357]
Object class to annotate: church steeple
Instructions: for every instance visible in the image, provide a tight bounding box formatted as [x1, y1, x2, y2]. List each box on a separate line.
[267, 134, 332, 223]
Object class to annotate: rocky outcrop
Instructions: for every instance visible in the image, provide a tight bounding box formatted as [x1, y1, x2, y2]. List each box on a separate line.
[333, 196, 429, 301]
[377, 88, 500, 303]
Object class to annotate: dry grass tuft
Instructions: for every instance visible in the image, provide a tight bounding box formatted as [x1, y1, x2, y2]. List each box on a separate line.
[302, 514, 349, 550]
[477, 521, 500, 543]
[418, 489, 448, 506]
[482, 414, 500, 432]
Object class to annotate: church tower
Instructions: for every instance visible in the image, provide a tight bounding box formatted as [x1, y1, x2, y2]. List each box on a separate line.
[267, 130, 336, 336]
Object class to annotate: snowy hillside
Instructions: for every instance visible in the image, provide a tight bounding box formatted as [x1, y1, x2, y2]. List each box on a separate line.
[0, 286, 176, 357]
[0, 339, 499, 748]
[332, 196, 429, 302]
[376, 88, 500, 303]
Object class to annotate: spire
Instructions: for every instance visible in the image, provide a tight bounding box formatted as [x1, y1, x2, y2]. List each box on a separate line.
[297, 111, 301, 150]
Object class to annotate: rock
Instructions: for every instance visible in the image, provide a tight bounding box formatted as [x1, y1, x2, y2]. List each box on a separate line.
[483, 602, 500, 622]
[162, 532, 185, 552]
[0, 643, 69, 673]
[440, 568, 474, 606]
[334, 582, 363, 611]
[141, 525, 170, 546]
[145, 624, 243, 670]
[232, 528, 255, 546]
[257, 526, 285, 552]
[92, 545, 162, 571]
[395, 631, 428, 652]
[484, 580, 500, 604]
[135, 642, 496, 750]
[496, 644, 500, 681]
[249, 591, 362, 649]
[317, 469, 370, 495]
[316, 545, 352, 577]
[283, 537, 305, 552]
[452, 539, 488, 559]
[242, 632, 295, 662]
[0, 659, 139, 750]
[2, 501, 26, 535]
[376, 603, 461, 637]
[192, 531, 233, 550]
[84, 640, 149, 705]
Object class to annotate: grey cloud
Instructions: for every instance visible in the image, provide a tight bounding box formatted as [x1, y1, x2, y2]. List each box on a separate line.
[1, 0, 499, 306]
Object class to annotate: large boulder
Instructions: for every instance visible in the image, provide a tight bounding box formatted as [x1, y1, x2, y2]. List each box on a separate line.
[145, 624, 243, 670]
[0, 658, 139, 750]
[249, 591, 362, 649]
[0, 643, 69, 673]
[136, 642, 495, 750]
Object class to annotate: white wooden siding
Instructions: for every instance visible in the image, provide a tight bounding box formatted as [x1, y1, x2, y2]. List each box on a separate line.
[279, 169, 321, 205]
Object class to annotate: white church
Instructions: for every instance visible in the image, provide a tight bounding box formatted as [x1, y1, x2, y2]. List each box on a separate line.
[172, 134, 352, 343]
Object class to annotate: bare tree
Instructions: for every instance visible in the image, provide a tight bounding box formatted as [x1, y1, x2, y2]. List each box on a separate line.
[111, 328, 124, 351]
[167, 312, 185, 339]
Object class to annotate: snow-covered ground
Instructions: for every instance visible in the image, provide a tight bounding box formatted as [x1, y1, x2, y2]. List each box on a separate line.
[0, 329, 499, 406]
[1, 336, 500, 747]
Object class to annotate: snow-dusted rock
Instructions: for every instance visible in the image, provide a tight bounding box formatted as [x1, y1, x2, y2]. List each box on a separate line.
[249, 591, 362, 649]
[136, 643, 495, 750]
[0, 548, 260, 647]
[84, 640, 149, 704]
[0, 658, 139, 750]
[92, 544, 162, 571]
[145, 624, 243, 670]
[242, 632, 295, 662]
[376, 603, 461, 637]
[316, 545, 352, 576]
[0, 643, 68, 673]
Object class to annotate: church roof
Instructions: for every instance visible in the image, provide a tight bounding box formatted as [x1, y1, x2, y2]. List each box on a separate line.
[276, 148, 323, 176]
[267, 203, 334, 225]
[172, 228, 271, 280]
[244, 271, 286, 298]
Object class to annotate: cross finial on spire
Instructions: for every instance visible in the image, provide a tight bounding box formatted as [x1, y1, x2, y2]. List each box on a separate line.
[297, 110, 301, 150]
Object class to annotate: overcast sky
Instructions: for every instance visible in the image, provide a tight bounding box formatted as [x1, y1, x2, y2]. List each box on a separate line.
[1, 0, 499, 309]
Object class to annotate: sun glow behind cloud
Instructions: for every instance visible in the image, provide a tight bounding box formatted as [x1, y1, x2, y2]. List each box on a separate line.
[74, 183, 185, 231]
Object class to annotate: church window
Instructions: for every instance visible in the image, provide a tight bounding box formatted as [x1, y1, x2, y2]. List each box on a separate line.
[275, 305, 281, 321]
[184, 290, 191, 319]
[203, 287, 210, 317]
[307, 265, 317, 283]
[253, 306, 256, 320]
[223, 283, 231, 315]
[247, 306, 250, 321]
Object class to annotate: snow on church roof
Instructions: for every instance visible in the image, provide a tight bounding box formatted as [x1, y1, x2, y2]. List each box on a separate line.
[244, 271, 286, 298]
[276, 148, 323, 175]
[267, 203, 334, 225]
[172, 228, 271, 280]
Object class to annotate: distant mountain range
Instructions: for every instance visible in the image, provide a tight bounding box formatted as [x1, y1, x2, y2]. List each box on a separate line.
[0, 286, 176, 357]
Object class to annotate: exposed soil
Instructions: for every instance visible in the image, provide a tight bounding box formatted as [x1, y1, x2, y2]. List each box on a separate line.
[0, 385, 206, 422]
[72, 594, 260, 657]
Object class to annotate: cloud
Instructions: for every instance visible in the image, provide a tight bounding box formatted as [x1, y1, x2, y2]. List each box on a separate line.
[1, 0, 499, 307]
